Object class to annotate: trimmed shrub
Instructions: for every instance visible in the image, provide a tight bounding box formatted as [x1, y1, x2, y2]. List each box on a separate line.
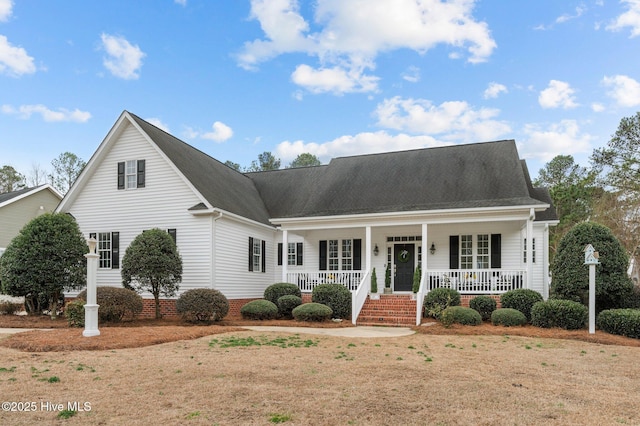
[264, 282, 301, 305]
[292, 303, 333, 322]
[440, 306, 482, 327]
[0, 301, 22, 315]
[176, 289, 229, 323]
[240, 299, 278, 320]
[469, 295, 497, 321]
[276, 295, 302, 319]
[500, 289, 543, 322]
[551, 222, 633, 312]
[423, 288, 461, 319]
[623, 286, 640, 309]
[77, 287, 143, 323]
[531, 299, 587, 330]
[311, 284, 351, 319]
[64, 300, 85, 327]
[597, 309, 640, 339]
[491, 308, 527, 327]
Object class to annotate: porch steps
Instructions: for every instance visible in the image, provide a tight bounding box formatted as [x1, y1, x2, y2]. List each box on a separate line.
[356, 294, 417, 327]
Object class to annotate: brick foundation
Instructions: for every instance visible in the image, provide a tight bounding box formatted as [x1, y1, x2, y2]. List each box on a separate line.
[460, 294, 502, 308]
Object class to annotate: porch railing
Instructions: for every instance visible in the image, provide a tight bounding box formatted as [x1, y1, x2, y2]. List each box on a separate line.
[423, 269, 526, 294]
[352, 271, 370, 325]
[287, 271, 363, 292]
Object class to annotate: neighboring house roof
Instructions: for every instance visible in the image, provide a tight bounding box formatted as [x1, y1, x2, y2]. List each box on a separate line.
[59, 111, 557, 226]
[0, 184, 63, 209]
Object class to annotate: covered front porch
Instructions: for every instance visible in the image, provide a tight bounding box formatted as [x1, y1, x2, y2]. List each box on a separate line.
[275, 206, 550, 326]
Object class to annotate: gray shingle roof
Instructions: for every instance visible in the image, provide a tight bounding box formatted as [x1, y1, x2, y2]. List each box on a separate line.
[128, 113, 555, 225]
[0, 186, 39, 204]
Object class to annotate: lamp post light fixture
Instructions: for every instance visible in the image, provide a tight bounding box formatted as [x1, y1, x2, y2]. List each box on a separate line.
[83, 237, 100, 337]
[430, 243, 436, 255]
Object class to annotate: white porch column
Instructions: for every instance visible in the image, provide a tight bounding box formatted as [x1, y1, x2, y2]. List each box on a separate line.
[526, 208, 534, 290]
[421, 223, 428, 273]
[365, 226, 372, 271]
[281, 229, 288, 282]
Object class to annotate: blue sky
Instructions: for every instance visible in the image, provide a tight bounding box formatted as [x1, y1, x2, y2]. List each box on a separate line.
[1, 0, 640, 182]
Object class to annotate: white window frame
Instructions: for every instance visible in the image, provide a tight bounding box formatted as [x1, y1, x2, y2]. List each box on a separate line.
[460, 235, 473, 269]
[524, 238, 536, 263]
[287, 242, 297, 266]
[341, 239, 353, 271]
[125, 160, 137, 189]
[477, 234, 490, 269]
[98, 232, 112, 269]
[252, 238, 262, 272]
[328, 239, 339, 271]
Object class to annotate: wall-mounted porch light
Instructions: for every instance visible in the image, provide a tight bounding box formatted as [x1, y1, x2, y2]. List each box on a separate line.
[373, 244, 379, 256]
[430, 242, 436, 255]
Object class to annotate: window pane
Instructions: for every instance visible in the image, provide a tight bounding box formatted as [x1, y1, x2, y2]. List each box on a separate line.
[329, 240, 338, 271]
[126, 160, 137, 189]
[461, 235, 473, 269]
[287, 242, 296, 266]
[477, 234, 489, 269]
[253, 239, 261, 271]
[98, 232, 111, 269]
[341, 239, 352, 271]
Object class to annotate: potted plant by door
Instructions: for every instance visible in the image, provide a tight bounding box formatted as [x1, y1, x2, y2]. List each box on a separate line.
[384, 263, 392, 294]
[411, 265, 421, 300]
[370, 267, 380, 300]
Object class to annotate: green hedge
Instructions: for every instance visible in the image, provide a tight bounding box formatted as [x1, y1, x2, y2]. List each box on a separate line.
[531, 299, 587, 330]
[240, 300, 278, 320]
[312, 284, 351, 319]
[292, 303, 333, 322]
[77, 286, 143, 323]
[423, 288, 461, 319]
[64, 300, 85, 327]
[469, 296, 497, 321]
[597, 309, 640, 339]
[440, 306, 482, 327]
[500, 289, 543, 322]
[176, 289, 229, 323]
[277, 295, 302, 319]
[264, 283, 301, 305]
[491, 308, 527, 327]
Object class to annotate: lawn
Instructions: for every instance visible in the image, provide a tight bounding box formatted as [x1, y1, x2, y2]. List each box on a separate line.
[0, 317, 639, 425]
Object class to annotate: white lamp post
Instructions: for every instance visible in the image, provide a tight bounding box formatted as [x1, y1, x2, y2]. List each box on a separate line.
[83, 237, 100, 337]
[584, 244, 599, 335]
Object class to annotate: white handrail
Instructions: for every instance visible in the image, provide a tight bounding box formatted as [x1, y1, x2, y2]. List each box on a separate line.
[416, 272, 426, 326]
[352, 271, 370, 325]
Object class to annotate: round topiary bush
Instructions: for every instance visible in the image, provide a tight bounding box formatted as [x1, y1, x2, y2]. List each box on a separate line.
[491, 308, 527, 327]
[264, 282, 301, 305]
[277, 295, 302, 318]
[500, 289, 543, 322]
[176, 288, 229, 323]
[240, 299, 278, 320]
[292, 303, 333, 322]
[597, 309, 640, 339]
[311, 284, 351, 319]
[469, 295, 497, 321]
[440, 306, 482, 327]
[423, 288, 461, 319]
[77, 286, 143, 323]
[530, 299, 587, 330]
[551, 222, 634, 312]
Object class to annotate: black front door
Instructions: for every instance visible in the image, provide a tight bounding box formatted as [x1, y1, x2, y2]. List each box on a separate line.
[394, 244, 415, 292]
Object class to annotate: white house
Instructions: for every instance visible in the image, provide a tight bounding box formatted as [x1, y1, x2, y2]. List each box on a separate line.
[56, 111, 558, 324]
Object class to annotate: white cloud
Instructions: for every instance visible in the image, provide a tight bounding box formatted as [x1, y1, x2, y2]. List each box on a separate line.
[606, 0, 640, 37]
[373, 96, 511, 142]
[483, 82, 507, 99]
[238, 0, 496, 94]
[538, 80, 578, 109]
[195, 121, 234, 142]
[0, 0, 12, 22]
[556, 5, 587, 24]
[591, 102, 605, 112]
[291, 64, 379, 94]
[100, 33, 145, 80]
[521, 120, 593, 162]
[145, 118, 170, 132]
[275, 131, 443, 163]
[1, 104, 91, 122]
[401, 66, 420, 83]
[0, 35, 36, 77]
[602, 74, 640, 107]
[174, 0, 187, 6]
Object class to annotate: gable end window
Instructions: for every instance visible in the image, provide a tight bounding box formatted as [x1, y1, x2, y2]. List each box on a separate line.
[249, 237, 266, 273]
[117, 160, 145, 190]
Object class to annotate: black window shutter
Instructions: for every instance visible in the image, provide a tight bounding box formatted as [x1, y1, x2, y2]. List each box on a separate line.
[248, 237, 254, 272]
[319, 240, 327, 271]
[111, 232, 120, 269]
[296, 242, 303, 266]
[137, 160, 146, 188]
[261, 240, 266, 273]
[168, 228, 177, 245]
[353, 239, 362, 270]
[449, 235, 459, 269]
[491, 234, 502, 269]
[277, 243, 283, 266]
[117, 162, 125, 190]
